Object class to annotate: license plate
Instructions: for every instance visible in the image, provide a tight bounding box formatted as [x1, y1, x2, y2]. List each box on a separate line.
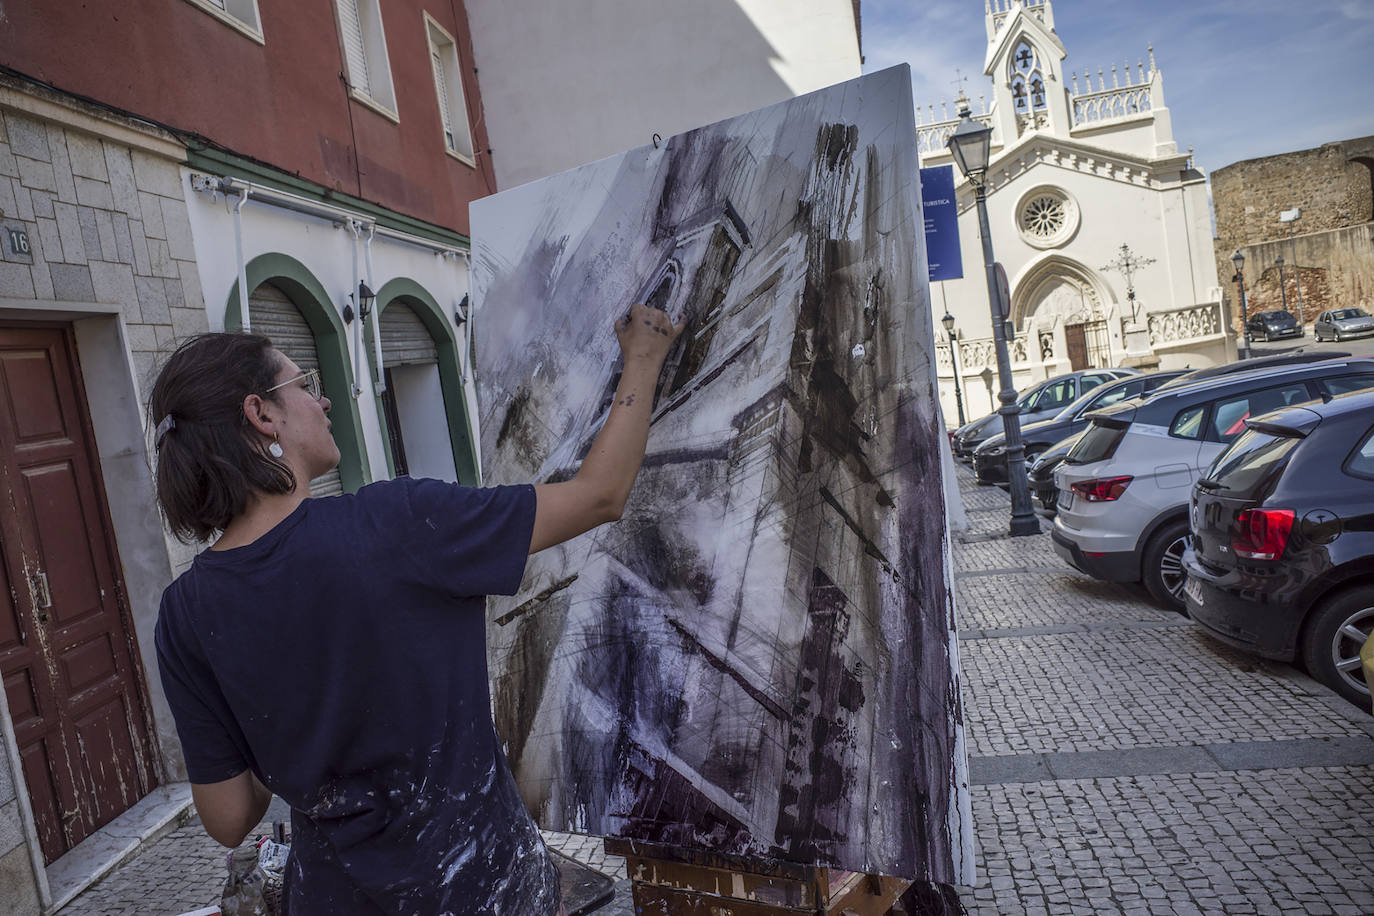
[1184, 577, 1204, 606]
[1059, 489, 1073, 510]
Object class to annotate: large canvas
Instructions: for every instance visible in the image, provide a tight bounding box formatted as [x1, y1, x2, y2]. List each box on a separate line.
[471, 66, 972, 883]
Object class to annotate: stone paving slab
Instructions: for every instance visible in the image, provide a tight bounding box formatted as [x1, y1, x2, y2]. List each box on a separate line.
[961, 766, 1374, 916]
[62, 458, 1374, 915]
[961, 624, 1370, 757]
[955, 527, 1061, 572]
[956, 571, 1169, 632]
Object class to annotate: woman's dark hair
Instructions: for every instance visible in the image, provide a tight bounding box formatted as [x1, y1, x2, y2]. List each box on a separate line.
[149, 333, 296, 542]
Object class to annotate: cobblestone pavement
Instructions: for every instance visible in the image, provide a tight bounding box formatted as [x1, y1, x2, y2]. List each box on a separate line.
[953, 465, 1374, 915]
[63, 464, 1374, 914]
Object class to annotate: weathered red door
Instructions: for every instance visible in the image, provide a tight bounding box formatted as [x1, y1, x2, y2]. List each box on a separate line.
[0, 324, 157, 863]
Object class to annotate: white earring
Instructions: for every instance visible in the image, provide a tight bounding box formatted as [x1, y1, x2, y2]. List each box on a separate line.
[268, 435, 284, 458]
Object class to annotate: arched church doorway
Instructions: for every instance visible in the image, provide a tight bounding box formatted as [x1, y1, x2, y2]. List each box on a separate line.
[1014, 260, 1114, 369]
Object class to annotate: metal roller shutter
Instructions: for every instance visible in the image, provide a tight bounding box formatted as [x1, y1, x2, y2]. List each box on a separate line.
[250, 283, 343, 498]
[380, 303, 438, 366]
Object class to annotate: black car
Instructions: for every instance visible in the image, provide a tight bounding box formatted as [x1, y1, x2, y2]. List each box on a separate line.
[1155, 349, 1351, 392]
[1183, 387, 1374, 706]
[952, 369, 1135, 461]
[1246, 309, 1304, 342]
[951, 383, 1047, 459]
[1029, 432, 1082, 516]
[973, 370, 1186, 486]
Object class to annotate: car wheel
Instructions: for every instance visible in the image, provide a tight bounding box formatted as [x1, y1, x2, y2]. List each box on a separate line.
[1300, 585, 1374, 707]
[1142, 519, 1190, 612]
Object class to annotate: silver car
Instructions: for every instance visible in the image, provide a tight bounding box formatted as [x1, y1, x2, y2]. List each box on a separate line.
[1051, 357, 1374, 610]
[1314, 308, 1374, 342]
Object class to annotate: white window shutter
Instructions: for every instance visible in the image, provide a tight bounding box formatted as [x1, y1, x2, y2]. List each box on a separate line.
[338, 0, 370, 95]
[431, 47, 454, 150]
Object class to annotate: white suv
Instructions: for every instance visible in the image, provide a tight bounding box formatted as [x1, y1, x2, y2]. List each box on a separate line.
[1052, 358, 1374, 609]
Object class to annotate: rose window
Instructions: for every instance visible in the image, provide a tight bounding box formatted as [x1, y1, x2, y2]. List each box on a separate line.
[1015, 187, 1079, 249]
[1022, 196, 1065, 239]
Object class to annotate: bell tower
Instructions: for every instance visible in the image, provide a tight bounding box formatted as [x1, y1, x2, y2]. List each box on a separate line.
[984, 0, 1070, 142]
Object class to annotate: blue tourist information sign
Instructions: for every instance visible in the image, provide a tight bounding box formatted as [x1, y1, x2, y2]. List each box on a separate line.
[920, 165, 962, 282]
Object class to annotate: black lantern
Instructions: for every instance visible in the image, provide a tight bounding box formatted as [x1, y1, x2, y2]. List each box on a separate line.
[946, 105, 993, 184]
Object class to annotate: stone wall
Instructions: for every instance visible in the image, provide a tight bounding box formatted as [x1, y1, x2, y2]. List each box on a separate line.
[1211, 136, 1374, 329]
[0, 107, 208, 393]
[0, 98, 207, 910]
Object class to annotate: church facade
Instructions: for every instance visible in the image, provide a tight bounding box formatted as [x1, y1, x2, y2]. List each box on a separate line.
[919, 0, 1227, 423]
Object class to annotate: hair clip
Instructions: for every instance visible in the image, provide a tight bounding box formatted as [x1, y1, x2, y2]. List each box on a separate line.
[155, 414, 176, 448]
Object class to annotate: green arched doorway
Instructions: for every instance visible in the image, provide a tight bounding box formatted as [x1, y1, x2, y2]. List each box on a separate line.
[225, 253, 371, 493]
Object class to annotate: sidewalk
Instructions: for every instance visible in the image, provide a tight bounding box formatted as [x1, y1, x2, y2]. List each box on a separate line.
[950, 464, 1374, 915]
[61, 464, 1374, 914]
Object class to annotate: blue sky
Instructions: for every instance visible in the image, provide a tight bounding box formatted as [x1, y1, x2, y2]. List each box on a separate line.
[860, 0, 1374, 173]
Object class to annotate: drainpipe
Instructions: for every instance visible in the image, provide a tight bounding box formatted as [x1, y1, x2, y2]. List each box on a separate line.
[364, 223, 383, 393]
[232, 185, 250, 332]
[348, 219, 363, 398]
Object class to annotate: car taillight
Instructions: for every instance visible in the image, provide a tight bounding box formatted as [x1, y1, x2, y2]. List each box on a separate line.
[1231, 508, 1295, 561]
[1069, 476, 1133, 501]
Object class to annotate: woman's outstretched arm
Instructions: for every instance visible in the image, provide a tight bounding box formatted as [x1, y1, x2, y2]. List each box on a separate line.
[529, 303, 684, 554]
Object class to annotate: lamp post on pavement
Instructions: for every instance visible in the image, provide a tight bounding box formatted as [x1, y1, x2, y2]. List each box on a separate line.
[1275, 256, 1289, 312]
[1231, 249, 1251, 359]
[947, 100, 1038, 537]
[1279, 208, 1305, 329]
[942, 311, 967, 427]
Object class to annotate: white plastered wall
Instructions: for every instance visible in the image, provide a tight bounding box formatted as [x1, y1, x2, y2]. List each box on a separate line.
[180, 171, 476, 484]
[463, 0, 862, 188]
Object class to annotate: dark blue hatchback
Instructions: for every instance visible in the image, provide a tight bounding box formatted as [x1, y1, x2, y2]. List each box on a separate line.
[1184, 387, 1374, 706]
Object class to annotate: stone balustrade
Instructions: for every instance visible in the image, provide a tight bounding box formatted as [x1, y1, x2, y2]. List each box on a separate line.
[936, 329, 1058, 375]
[1147, 302, 1225, 348]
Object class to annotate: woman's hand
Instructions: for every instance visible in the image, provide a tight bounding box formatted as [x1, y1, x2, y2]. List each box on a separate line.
[614, 302, 686, 367]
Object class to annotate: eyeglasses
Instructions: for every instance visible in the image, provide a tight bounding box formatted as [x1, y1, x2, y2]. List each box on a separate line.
[266, 368, 324, 401]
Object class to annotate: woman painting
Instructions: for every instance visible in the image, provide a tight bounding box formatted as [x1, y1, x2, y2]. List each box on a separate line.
[150, 304, 682, 914]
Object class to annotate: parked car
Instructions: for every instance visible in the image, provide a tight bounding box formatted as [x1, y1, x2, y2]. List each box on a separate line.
[951, 369, 1137, 460]
[973, 370, 1184, 486]
[1155, 350, 1351, 392]
[1314, 308, 1374, 342]
[1051, 357, 1374, 610]
[1246, 309, 1304, 342]
[1183, 388, 1374, 706]
[1030, 433, 1082, 517]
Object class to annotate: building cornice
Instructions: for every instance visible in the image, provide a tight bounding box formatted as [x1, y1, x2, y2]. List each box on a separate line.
[0, 71, 184, 161]
[184, 146, 471, 249]
[928, 132, 1194, 210]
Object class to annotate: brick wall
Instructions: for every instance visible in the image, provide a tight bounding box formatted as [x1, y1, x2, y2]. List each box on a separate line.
[1211, 136, 1374, 330]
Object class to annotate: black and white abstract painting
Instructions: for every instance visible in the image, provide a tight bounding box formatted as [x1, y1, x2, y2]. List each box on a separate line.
[471, 65, 973, 883]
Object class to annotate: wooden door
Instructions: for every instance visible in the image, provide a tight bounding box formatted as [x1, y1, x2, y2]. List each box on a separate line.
[1064, 323, 1088, 371]
[0, 325, 157, 863]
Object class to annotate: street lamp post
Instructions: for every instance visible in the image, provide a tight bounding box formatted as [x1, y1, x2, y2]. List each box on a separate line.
[947, 101, 1038, 537]
[1279, 208, 1305, 329]
[1231, 250, 1251, 359]
[942, 311, 967, 427]
[1275, 256, 1289, 312]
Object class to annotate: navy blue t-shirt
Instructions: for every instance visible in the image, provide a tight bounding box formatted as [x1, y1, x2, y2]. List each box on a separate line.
[154, 478, 559, 915]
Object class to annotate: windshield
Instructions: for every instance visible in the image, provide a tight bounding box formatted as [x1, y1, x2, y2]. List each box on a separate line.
[1066, 421, 1126, 465]
[1201, 428, 1301, 496]
[1016, 385, 1045, 410]
[1266, 311, 1296, 322]
[1333, 308, 1369, 320]
[1051, 378, 1132, 421]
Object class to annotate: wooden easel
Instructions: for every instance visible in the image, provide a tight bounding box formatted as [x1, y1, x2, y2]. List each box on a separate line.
[603, 838, 910, 915]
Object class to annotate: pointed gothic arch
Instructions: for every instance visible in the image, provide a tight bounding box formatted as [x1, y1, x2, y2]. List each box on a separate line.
[1009, 254, 1116, 330]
